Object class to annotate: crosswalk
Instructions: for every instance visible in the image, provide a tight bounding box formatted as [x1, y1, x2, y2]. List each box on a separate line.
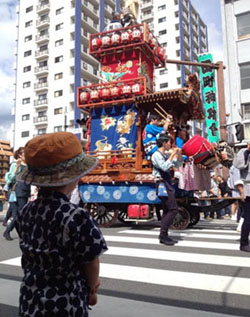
[0, 221, 250, 316]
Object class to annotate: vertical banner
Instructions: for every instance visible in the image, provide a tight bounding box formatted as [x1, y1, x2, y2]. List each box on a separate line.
[198, 53, 220, 143]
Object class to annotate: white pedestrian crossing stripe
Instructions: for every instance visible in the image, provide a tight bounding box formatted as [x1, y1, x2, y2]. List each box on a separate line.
[118, 229, 240, 240]
[0, 227, 248, 298]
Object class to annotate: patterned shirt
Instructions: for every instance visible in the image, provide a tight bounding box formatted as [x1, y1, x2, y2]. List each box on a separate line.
[16, 190, 107, 317]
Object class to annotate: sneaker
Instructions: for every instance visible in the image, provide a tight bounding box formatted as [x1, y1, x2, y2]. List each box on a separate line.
[231, 214, 237, 221]
[204, 216, 212, 220]
[159, 236, 178, 246]
[236, 218, 244, 232]
[240, 245, 250, 252]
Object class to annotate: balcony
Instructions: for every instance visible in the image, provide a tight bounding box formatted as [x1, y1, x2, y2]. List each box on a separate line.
[35, 49, 49, 59]
[141, 11, 154, 22]
[34, 82, 48, 91]
[35, 33, 49, 43]
[34, 98, 48, 108]
[81, 61, 99, 83]
[34, 115, 48, 125]
[81, 13, 99, 33]
[141, 0, 153, 10]
[36, 3, 50, 14]
[34, 65, 48, 74]
[36, 17, 50, 28]
[82, 0, 99, 20]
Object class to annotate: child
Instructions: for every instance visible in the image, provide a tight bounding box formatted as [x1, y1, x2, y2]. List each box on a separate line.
[16, 132, 108, 316]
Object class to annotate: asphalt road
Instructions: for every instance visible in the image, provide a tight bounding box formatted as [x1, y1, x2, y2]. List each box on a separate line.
[0, 216, 249, 317]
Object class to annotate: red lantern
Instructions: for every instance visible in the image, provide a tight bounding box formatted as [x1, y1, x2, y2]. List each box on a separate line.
[150, 37, 157, 49]
[121, 31, 131, 45]
[111, 33, 121, 46]
[90, 89, 100, 103]
[91, 37, 101, 51]
[110, 86, 121, 99]
[80, 91, 90, 104]
[132, 83, 143, 96]
[121, 84, 132, 98]
[101, 35, 111, 48]
[131, 28, 142, 42]
[100, 87, 111, 101]
[156, 46, 165, 63]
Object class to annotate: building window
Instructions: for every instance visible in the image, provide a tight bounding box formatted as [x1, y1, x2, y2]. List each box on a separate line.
[23, 81, 31, 88]
[158, 5, 166, 11]
[39, 44, 48, 52]
[22, 114, 30, 121]
[22, 98, 30, 104]
[158, 17, 166, 23]
[21, 131, 29, 138]
[54, 90, 63, 97]
[177, 64, 181, 71]
[55, 23, 64, 31]
[55, 39, 63, 46]
[25, 20, 32, 27]
[40, 28, 48, 36]
[24, 50, 32, 57]
[161, 42, 167, 48]
[83, 62, 88, 70]
[39, 60, 47, 67]
[160, 69, 168, 75]
[24, 35, 32, 42]
[54, 126, 63, 132]
[83, 79, 88, 86]
[55, 55, 63, 63]
[240, 63, 250, 90]
[83, 30, 88, 37]
[177, 77, 181, 85]
[242, 103, 250, 120]
[38, 110, 47, 117]
[159, 30, 167, 36]
[160, 83, 168, 89]
[23, 65, 31, 72]
[38, 128, 46, 135]
[83, 14, 88, 21]
[237, 12, 250, 38]
[56, 7, 64, 15]
[54, 72, 63, 80]
[93, 68, 98, 75]
[26, 6, 33, 13]
[54, 107, 63, 115]
[38, 93, 47, 100]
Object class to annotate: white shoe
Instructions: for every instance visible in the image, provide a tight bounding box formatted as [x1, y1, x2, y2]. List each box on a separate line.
[231, 214, 237, 221]
[236, 218, 244, 232]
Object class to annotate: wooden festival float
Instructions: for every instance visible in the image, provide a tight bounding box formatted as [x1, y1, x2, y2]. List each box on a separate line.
[76, 23, 232, 229]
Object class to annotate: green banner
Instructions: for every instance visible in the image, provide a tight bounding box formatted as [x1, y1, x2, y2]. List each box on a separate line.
[198, 53, 219, 143]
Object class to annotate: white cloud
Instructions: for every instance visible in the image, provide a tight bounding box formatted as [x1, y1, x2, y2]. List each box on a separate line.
[0, 1, 16, 142]
[207, 23, 223, 62]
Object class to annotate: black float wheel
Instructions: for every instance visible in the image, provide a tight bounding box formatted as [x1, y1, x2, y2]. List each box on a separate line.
[86, 203, 118, 228]
[188, 207, 200, 227]
[170, 206, 190, 230]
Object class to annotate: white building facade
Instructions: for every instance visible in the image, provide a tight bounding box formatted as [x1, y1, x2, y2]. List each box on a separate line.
[14, 0, 123, 147]
[140, 0, 208, 135]
[220, 0, 250, 144]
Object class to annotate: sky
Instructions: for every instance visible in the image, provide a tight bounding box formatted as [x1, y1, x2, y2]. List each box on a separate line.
[0, 0, 224, 142]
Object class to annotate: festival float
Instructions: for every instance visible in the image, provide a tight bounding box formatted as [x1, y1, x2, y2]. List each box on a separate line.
[77, 21, 234, 229]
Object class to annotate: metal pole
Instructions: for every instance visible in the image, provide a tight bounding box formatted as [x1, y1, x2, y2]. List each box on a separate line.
[166, 58, 226, 69]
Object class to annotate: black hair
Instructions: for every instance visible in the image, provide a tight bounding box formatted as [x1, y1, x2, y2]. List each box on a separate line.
[147, 114, 161, 124]
[156, 133, 170, 147]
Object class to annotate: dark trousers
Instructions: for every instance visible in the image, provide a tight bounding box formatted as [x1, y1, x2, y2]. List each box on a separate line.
[6, 197, 28, 233]
[3, 204, 12, 224]
[240, 199, 250, 247]
[159, 188, 179, 236]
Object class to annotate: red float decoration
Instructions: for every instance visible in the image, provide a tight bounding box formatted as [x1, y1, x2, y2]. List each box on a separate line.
[101, 35, 111, 48]
[132, 82, 143, 95]
[110, 86, 121, 99]
[91, 37, 101, 51]
[111, 33, 121, 46]
[131, 28, 142, 42]
[100, 87, 111, 101]
[121, 31, 131, 45]
[80, 91, 90, 104]
[90, 89, 100, 102]
[121, 84, 132, 98]
[155, 46, 165, 63]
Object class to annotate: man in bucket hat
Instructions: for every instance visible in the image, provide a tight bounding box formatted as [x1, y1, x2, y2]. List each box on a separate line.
[15, 132, 108, 317]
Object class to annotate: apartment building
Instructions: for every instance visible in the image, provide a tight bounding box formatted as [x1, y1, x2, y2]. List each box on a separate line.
[220, 0, 250, 144]
[0, 140, 12, 185]
[14, 0, 123, 147]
